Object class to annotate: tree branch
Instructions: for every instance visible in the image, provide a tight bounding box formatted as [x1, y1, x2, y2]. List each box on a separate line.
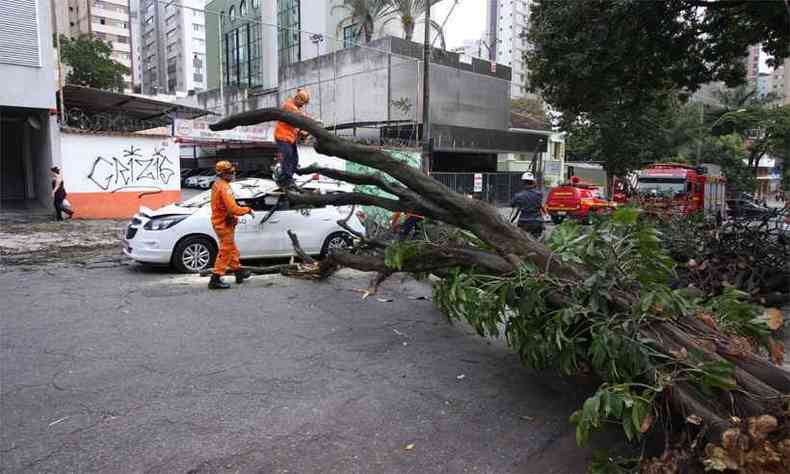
[286, 190, 404, 213]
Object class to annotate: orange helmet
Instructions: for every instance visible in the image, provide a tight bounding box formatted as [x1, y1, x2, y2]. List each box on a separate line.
[214, 160, 236, 175]
[295, 88, 310, 104]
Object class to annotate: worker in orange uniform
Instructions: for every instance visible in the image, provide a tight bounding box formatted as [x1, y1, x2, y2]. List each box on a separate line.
[208, 161, 254, 290]
[274, 88, 311, 189]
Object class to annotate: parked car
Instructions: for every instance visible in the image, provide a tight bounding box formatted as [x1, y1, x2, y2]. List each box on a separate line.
[181, 168, 207, 186]
[725, 199, 775, 220]
[545, 180, 615, 224]
[184, 169, 215, 188]
[123, 178, 363, 272]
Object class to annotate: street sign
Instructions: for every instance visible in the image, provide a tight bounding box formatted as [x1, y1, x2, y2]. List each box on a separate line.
[473, 173, 483, 192]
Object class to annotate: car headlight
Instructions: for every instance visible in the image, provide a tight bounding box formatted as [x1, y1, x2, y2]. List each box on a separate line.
[144, 215, 187, 231]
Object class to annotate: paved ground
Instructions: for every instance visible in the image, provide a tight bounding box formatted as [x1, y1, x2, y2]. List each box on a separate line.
[0, 218, 603, 473]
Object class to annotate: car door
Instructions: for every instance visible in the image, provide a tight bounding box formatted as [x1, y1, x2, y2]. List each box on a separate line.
[272, 200, 333, 254]
[235, 195, 284, 257]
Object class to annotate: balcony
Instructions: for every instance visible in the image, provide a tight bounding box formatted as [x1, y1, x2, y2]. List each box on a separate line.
[93, 22, 130, 38]
[92, 6, 128, 22]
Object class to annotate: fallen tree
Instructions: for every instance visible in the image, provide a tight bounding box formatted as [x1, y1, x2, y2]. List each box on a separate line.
[211, 110, 790, 471]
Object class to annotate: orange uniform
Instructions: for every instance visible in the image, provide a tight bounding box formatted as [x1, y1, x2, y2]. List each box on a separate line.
[210, 178, 251, 275]
[274, 98, 307, 144]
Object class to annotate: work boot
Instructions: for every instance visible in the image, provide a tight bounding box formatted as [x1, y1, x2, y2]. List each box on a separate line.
[208, 273, 230, 290]
[234, 268, 252, 284]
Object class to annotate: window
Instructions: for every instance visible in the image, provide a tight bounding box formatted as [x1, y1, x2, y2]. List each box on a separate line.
[194, 73, 204, 82]
[277, 0, 300, 68]
[193, 23, 203, 32]
[343, 24, 357, 48]
[100, 18, 106, 25]
[252, 0, 259, 7]
[145, 16, 153, 25]
[229, 6, 236, 22]
[240, 0, 247, 16]
[193, 38, 205, 51]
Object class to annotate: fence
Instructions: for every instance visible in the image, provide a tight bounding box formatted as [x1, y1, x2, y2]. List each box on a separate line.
[432, 172, 536, 206]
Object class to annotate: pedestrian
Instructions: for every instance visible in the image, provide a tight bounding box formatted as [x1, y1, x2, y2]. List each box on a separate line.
[50, 167, 74, 220]
[208, 161, 254, 290]
[274, 88, 311, 189]
[510, 172, 547, 239]
[390, 211, 424, 240]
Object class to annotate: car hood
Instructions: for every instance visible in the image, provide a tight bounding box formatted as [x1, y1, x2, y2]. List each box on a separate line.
[138, 204, 196, 218]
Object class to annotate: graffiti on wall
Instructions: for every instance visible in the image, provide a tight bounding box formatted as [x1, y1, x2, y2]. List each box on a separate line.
[87, 145, 175, 192]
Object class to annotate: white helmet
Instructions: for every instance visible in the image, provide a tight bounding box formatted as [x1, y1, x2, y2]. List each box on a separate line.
[521, 172, 535, 182]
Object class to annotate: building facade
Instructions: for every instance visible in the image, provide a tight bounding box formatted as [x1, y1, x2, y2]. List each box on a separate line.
[0, 0, 61, 205]
[486, 0, 531, 98]
[64, 0, 135, 91]
[138, 0, 207, 95]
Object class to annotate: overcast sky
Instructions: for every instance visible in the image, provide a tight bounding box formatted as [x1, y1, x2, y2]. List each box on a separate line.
[432, 0, 488, 49]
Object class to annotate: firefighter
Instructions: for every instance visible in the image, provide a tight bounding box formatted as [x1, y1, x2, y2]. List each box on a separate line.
[274, 88, 311, 189]
[510, 172, 547, 239]
[208, 161, 254, 290]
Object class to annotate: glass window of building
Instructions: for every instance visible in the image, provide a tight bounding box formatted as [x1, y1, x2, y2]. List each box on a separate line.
[277, 0, 300, 68]
[240, 1, 247, 16]
[343, 23, 357, 49]
[252, 0, 259, 8]
[229, 6, 236, 22]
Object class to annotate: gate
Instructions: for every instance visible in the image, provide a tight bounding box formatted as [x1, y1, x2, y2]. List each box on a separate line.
[431, 172, 529, 206]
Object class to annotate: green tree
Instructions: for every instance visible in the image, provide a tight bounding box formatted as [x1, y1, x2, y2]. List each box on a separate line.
[715, 105, 790, 173]
[333, 0, 389, 44]
[59, 34, 129, 92]
[526, 0, 789, 123]
[700, 134, 756, 193]
[381, 0, 446, 47]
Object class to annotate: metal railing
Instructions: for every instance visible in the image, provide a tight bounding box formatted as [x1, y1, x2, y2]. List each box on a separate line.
[431, 172, 531, 206]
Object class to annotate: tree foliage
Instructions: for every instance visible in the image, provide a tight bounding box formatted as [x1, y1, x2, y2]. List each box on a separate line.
[526, 0, 790, 123]
[333, 0, 446, 47]
[59, 34, 129, 92]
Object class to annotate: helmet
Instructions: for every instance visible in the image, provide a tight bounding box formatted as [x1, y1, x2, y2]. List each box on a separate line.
[295, 88, 310, 104]
[521, 172, 535, 182]
[215, 160, 236, 175]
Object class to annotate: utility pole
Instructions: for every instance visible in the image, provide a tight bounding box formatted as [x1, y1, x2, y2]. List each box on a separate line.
[310, 34, 324, 120]
[421, 1, 432, 174]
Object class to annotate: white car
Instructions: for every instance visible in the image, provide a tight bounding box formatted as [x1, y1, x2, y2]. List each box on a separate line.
[122, 178, 364, 272]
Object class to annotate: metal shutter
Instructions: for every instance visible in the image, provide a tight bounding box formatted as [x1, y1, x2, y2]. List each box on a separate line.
[0, 0, 41, 67]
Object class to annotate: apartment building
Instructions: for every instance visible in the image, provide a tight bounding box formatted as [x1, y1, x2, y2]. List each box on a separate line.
[204, 0, 404, 91]
[1, 0, 61, 205]
[139, 0, 207, 95]
[487, 0, 532, 98]
[65, 0, 135, 91]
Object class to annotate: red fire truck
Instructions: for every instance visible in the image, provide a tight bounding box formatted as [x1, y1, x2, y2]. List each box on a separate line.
[635, 163, 726, 217]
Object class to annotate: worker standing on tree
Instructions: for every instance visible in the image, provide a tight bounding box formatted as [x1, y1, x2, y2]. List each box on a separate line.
[510, 172, 547, 239]
[208, 161, 254, 290]
[274, 88, 311, 189]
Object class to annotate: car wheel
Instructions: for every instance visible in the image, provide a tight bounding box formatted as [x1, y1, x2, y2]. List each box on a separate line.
[320, 232, 354, 258]
[550, 215, 565, 225]
[172, 236, 216, 273]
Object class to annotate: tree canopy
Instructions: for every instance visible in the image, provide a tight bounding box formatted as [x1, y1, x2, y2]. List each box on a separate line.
[526, 0, 789, 122]
[59, 34, 129, 92]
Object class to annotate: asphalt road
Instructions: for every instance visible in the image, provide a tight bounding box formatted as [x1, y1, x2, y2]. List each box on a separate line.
[0, 256, 608, 473]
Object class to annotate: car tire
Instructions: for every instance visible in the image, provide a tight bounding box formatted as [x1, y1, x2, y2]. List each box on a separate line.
[551, 215, 565, 225]
[172, 236, 217, 273]
[320, 232, 354, 258]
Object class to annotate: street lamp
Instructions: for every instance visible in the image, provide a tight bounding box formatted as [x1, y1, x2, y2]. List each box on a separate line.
[310, 34, 324, 120]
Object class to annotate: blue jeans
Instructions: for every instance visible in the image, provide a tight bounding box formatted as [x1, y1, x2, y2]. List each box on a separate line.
[276, 141, 299, 186]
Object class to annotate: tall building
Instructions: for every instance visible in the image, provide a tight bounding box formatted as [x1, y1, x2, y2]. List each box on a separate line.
[129, 0, 142, 90]
[744, 44, 761, 90]
[204, 0, 404, 91]
[1, 0, 61, 205]
[452, 39, 487, 62]
[486, 0, 532, 98]
[64, 0, 135, 91]
[139, 0, 207, 95]
[767, 63, 787, 105]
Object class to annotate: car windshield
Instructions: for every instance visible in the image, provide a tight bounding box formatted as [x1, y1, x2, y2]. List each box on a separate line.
[637, 178, 686, 197]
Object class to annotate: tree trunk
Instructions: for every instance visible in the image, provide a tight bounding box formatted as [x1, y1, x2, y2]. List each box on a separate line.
[209, 109, 790, 452]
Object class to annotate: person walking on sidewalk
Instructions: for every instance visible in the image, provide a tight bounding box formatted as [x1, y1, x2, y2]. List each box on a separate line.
[274, 88, 311, 189]
[50, 167, 74, 220]
[208, 161, 254, 290]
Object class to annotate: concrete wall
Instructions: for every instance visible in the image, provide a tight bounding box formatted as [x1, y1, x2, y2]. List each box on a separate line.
[0, 0, 57, 110]
[60, 132, 180, 218]
[279, 37, 510, 130]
